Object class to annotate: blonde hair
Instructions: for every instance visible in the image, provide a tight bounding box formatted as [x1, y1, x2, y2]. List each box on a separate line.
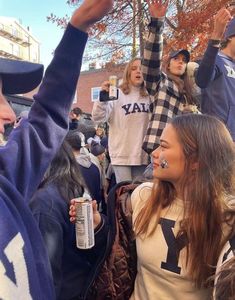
[119, 57, 148, 97]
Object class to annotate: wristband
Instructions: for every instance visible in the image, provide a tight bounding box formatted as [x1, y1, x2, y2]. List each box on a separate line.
[209, 39, 221, 47]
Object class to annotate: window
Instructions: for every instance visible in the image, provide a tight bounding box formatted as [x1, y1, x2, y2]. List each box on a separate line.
[91, 87, 101, 102]
[12, 44, 20, 57]
[11, 27, 18, 37]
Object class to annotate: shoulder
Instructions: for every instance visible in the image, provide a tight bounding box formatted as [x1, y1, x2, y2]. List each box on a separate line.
[131, 182, 153, 213]
[30, 184, 65, 215]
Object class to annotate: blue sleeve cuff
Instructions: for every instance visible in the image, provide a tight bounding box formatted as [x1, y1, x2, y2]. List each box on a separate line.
[54, 22, 88, 58]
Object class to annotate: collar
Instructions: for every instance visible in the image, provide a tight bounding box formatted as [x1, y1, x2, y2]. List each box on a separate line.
[219, 51, 235, 63]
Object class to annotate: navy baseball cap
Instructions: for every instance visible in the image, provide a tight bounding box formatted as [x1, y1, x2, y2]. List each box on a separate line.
[169, 49, 190, 63]
[224, 18, 235, 39]
[0, 57, 44, 95]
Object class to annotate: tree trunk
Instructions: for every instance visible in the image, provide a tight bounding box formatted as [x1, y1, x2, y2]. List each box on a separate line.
[132, 0, 137, 58]
[137, 0, 145, 58]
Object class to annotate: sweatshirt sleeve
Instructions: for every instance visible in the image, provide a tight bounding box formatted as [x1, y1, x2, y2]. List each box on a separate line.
[142, 17, 164, 97]
[195, 41, 221, 88]
[0, 23, 88, 202]
[92, 100, 114, 124]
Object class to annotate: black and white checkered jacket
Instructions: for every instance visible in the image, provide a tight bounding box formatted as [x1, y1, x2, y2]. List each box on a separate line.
[142, 17, 186, 154]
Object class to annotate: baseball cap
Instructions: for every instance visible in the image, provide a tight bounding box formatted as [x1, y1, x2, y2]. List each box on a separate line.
[224, 18, 235, 39]
[169, 49, 190, 63]
[0, 57, 44, 95]
[90, 141, 105, 156]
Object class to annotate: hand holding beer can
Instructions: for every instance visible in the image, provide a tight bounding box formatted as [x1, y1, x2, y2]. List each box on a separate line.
[75, 197, 95, 249]
[99, 76, 119, 101]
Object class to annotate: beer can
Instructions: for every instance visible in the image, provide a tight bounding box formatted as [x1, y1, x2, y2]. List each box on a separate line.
[75, 197, 95, 249]
[109, 75, 118, 99]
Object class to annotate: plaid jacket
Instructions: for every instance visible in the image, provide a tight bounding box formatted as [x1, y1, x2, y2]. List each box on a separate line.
[142, 17, 186, 154]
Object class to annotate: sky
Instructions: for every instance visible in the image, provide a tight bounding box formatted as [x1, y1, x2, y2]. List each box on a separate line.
[0, 0, 75, 68]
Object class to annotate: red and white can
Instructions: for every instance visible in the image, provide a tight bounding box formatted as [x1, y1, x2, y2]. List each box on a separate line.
[75, 197, 95, 249]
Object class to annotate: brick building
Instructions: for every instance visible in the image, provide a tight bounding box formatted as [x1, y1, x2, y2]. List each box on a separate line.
[23, 63, 126, 114]
[75, 63, 126, 114]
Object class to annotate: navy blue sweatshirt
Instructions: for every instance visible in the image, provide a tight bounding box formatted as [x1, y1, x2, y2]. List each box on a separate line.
[196, 42, 235, 140]
[30, 184, 107, 300]
[0, 24, 87, 299]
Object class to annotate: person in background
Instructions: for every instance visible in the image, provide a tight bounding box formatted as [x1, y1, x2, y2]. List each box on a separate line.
[69, 107, 83, 130]
[89, 140, 106, 210]
[87, 123, 105, 145]
[0, 0, 113, 299]
[66, 130, 104, 207]
[90, 140, 106, 164]
[186, 61, 201, 104]
[100, 136, 117, 200]
[30, 141, 107, 300]
[195, 7, 235, 140]
[142, 0, 200, 155]
[92, 57, 150, 183]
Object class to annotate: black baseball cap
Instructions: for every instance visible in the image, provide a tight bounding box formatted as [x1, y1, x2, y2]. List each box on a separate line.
[0, 57, 44, 95]
[169, 49, 190, 63]
[224, 18, 235, 39]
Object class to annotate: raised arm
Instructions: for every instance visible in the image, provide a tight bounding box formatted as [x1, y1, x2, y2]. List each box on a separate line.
[195, 7, 231, 88]
[92, 81, 114, 124]
[70, 0, 113, 32]
[142, 0, 168, 96]
[0, 0, 114, 202]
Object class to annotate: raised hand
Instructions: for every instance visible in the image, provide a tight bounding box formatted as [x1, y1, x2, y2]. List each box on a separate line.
[146, 0, 168, 18]
[101, 80, 110, 92]
[211, 7, 232, 40]
[70, 0, 114, 32]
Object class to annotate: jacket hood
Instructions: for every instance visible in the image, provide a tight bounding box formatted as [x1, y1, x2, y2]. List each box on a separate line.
[76, 153, 92, 168]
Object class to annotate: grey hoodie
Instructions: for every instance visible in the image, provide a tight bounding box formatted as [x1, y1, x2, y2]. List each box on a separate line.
[75, 153, 92, 168]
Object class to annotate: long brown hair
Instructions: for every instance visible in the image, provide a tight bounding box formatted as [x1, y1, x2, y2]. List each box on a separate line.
[134, 114, 235, 287]
[119, 57, 148, 97]
[162, 55, 197, 105]
[215, 256, 235, 300]
[214, 204, 235, 299]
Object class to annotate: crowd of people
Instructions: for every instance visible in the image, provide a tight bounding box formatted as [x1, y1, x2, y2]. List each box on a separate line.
[0, 0, 235, 299]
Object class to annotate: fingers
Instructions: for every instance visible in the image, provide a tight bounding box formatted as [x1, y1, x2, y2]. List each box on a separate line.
[69, 200, 76, 223]
[146, 0, 168, 18]
[70, 216, 76, 223]
[92, 200, 99, 214]
[101, 80, 110, 91]
[215, 7, 232, 21]
[70, 0, 113, 33]
[212, 7, 232, 39]
[70, 199, 76, 205]
[92, 200, 102, 229]
[146, 0, 168, 6]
